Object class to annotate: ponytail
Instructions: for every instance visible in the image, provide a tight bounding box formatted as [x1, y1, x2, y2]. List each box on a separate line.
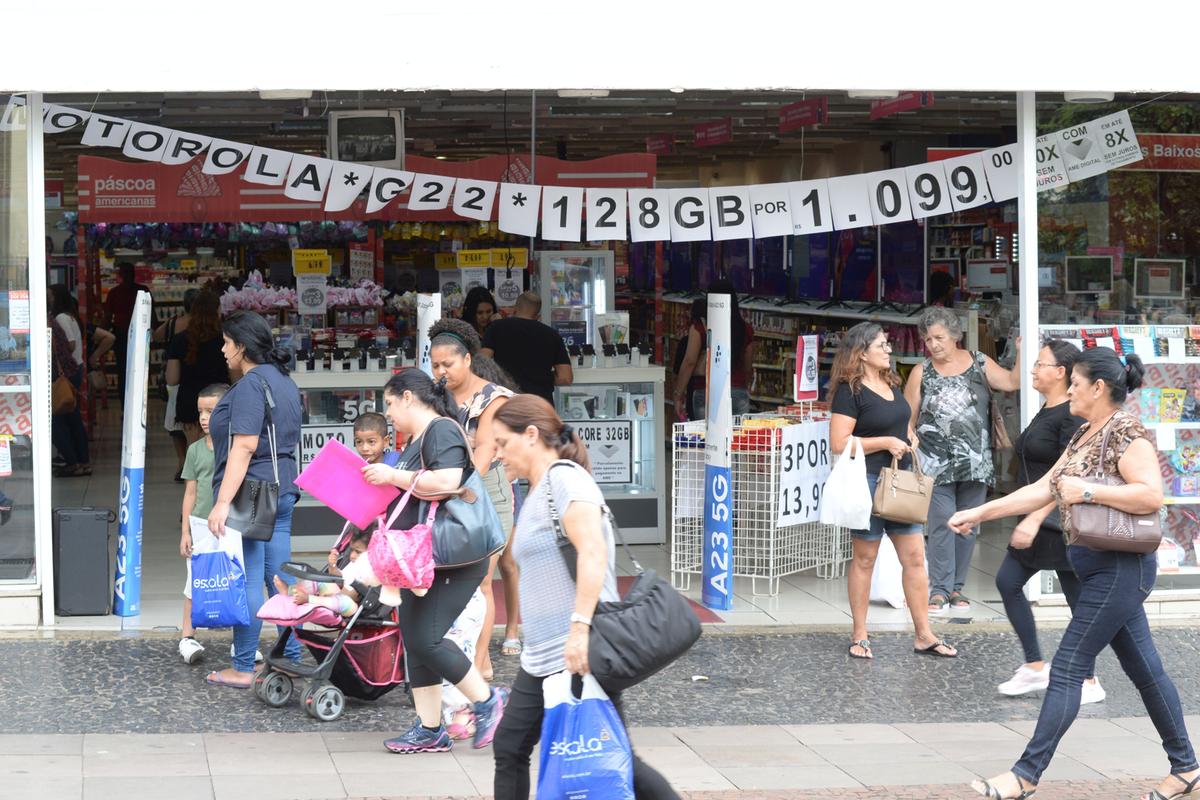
[554, 423, 592, 472]
[494, 394, 592, 472]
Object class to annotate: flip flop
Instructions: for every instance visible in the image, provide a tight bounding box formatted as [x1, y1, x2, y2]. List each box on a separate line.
[501, 638, 523, 656]
[205, 670, 252, 689]
[848, 639, 873, 660]
[914, 639, 958, 658]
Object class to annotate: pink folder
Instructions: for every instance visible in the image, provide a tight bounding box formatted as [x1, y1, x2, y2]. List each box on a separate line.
[294, 438, 400, 529]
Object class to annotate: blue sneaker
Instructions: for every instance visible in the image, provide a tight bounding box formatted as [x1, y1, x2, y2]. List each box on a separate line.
[472, 687, 509, 749]
[384, 719, 452, 754]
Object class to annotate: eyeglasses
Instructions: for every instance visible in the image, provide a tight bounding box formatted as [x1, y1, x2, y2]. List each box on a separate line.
[1033, 361, 1061, 369]
[874, 340, 893, 350]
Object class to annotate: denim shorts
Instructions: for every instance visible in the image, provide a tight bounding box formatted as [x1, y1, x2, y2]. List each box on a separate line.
[850, 473, 925, 541]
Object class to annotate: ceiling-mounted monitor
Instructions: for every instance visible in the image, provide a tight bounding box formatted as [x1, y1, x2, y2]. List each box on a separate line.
[1065, 255, 1114, 294]
[328, 109, 405, 169]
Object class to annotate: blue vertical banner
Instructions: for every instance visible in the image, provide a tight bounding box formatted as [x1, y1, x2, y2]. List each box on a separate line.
[113, 291, 152, 617]
[701, 293, 734, 611]
[417, 292, 441, 377]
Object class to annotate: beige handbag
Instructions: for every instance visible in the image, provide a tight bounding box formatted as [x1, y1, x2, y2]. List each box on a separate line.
[1067, 423, 1162, 554]
[872, 449, 933, 525]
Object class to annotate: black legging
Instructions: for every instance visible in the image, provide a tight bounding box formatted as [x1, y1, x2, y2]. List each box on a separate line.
[494, 668, 679, 800]
[396, 559, 488, 689]
[995, 553, 1083, 665]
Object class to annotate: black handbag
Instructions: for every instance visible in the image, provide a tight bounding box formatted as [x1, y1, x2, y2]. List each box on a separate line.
[545, 462, 701, 693]
[226, 376, 279, 541]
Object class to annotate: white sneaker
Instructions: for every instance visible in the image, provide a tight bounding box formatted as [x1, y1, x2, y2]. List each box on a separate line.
[179, 637, 205, 665]
[229, 644, 265, 662]
[998, 664, 1050, 696]
[1081, 677, 1107, 705]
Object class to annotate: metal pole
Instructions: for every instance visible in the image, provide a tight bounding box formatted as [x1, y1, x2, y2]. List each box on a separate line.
[1016, 91, 1039, 429]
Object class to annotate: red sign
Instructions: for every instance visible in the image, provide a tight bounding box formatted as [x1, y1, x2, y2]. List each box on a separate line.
[78, 153, 657, 223]
[926, 147, 983, 162]
[693, 118, 733, 147]
[645, 134, 675, 155]
[778, 97, 828, 133]
[1120, 133, 1200, 171]
[869, 91, 934, 120]
[44, 179, 64, 208]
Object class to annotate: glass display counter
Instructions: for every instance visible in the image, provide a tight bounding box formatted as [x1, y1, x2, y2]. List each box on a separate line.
[553, 366, 666, 544]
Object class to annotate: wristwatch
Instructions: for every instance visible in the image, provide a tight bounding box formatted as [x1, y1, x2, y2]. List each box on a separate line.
[569, 612, 592, 627]
[1082, 485, 1095, 503]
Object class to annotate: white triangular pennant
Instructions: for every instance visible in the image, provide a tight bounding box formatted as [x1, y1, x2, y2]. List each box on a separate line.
[668, 188, 711, 242]
[43, 105, 89, 134]
[81, 114, 131, 148]
[242, 147, 293, 186]
[325, 162, 375, 212]
[283, 155, 335, 202]
[708, 186, 753, 241]
[365, 167, 414, 213]
[540, 186, 584, 242]
[498, 183, 541, 237]
[407, 174, 455, 211]
[585, 189, 627, 242]
[202, 139, 252, 175]
[451, 179, 498, 221]
[122, 123, 172, 162]
[748, 184, 792, 238]
[627, 189, 671, 242]
[161, 131, 212, 166]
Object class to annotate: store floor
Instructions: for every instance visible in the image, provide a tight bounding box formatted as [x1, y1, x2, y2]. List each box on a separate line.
[49, 400, 1197, 633]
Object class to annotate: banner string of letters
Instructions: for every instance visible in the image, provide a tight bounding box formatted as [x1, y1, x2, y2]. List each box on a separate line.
[25, 99, 1145, 243]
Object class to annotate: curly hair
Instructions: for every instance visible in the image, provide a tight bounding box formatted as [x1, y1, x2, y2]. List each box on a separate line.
[428, 317, 481, 357]
[826, 322, 900, 400]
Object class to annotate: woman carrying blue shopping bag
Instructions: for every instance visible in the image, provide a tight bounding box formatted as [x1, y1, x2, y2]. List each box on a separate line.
[488, 395, 679, 800]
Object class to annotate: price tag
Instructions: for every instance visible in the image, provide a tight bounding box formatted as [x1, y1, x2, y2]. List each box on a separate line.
[775, 421, 832, 527]
[180, 258, 198, 272]
[786, 179, 833, 235]
[939, 152, 992, 211]
[865, 168, 914, 224]
[456, 249, 492, 269]
[826, 174, 875, 230]
[296, 274, 328, 315]
[981, 144, 1019, 202]
[490, 247, 528, 270]
[904, 161, 953, 219]
[292, 249, 331, 276]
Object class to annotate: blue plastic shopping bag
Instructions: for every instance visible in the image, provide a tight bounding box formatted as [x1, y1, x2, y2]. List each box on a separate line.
[190, 550, 250, 628]
[537, 671, 634, 800]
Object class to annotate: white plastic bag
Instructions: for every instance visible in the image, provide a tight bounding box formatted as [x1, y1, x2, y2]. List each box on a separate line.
[818, 436, 872, 530]
[869, 534, 908, 609]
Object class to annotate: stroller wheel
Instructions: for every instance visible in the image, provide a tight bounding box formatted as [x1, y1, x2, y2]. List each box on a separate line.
[304, 681, 345, 722]
[256, 671, 293, 708]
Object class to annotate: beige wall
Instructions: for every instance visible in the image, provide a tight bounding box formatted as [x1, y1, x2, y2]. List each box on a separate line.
[657, 141, 888, 187]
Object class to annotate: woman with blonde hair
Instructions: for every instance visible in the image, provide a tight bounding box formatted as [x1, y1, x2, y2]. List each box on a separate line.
[828, 322, 956, 660]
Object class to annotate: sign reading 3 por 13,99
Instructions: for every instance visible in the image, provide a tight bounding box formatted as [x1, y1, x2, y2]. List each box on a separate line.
[775, 421, 832, 528]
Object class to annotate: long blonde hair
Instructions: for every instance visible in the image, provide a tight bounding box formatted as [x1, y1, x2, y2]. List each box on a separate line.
[826, 322, 900, 400]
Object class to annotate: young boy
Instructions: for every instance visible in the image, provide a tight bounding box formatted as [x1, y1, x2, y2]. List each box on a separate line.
[352, 411, 399, 468]
[178, 383, 229, 665]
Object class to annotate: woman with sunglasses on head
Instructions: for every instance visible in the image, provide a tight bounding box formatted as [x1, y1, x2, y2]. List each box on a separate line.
[950, 348, 1197, 800]
[994, 340, 1103, 705]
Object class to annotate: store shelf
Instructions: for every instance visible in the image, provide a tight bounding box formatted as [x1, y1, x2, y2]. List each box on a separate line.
[754, 330, 797, 341]
[752, 363, 786, 371]
[1164, 497, 1200, 506]
[751, 394, 789, 405]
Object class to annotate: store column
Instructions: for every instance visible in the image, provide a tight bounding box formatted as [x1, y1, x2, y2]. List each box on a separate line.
[1016, 91, 1039, 428]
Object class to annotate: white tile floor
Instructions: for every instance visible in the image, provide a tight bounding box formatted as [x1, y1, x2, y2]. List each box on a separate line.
[49, 401, 1197, 633]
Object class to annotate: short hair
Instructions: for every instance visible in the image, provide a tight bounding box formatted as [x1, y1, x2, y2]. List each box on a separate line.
[198, 383, 229, 402]
[917, 307, 963, 341]
[353, 411, 389, 437]
[515, 291, 541, 313]
[117, 262, 136, 282]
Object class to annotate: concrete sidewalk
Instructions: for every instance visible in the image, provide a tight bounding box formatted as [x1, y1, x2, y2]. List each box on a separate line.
[3, 719, 1183, 800]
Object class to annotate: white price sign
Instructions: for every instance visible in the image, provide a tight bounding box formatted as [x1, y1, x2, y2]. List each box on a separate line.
[786, 179, 833, 235]
[349, 247, 374, 281]
[575, 420, 633, 484]
[1035, 133, 1069, 192]
[298, 424, 355, 469]
[904, 162, 953, 219]
[865, 168, 914, 224]
[939, 152, 992, 210]
[981, 145, 1019, 202]
[776, 421, 832, 527]
[296, 274, 327, 316]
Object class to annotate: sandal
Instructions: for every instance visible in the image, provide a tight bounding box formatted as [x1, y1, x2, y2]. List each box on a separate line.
[914, 638, 957, 658]
[501, 638, 523, 656]
[928, 594, 949, 613]
[950, 591, 971, 609]
[1144, 773, 1200, 800]
[848, 639, 872, 660]
[972, 775, 1036, 799]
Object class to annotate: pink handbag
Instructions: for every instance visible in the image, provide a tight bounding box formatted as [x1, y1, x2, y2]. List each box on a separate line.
[294, 439, 401, 530]
[366, 478, 436, 593]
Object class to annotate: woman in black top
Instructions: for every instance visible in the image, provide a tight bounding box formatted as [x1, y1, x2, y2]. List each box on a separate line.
[994, 341, 1104, 704]
[828, 322, 956, 660]
[166, 290, 229, 444]
[359, 369, 508, 755]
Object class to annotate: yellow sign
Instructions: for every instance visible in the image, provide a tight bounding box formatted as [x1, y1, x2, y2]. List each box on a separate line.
[180, 259, 198, 272]
[456, 249, 492, 268]
[292, 248, 332, 276]
[434, 253, 458, 269]
[491, 247, 528, 269]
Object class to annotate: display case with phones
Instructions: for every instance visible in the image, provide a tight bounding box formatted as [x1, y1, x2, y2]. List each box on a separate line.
[538, 250, 615, 347]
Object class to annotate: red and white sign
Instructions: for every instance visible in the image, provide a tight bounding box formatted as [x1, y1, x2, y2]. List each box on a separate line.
[870, 91, 934, 120]
[694, 118, 733, 147]
[779, 97, 828, 133]
[1121, 133, 1200, 172]
[44, 179, 64, 208]
[645, 134, 675, 155]
[79, 153, 656, 223]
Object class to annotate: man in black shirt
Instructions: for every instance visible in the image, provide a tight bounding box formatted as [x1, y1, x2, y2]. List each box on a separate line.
[480, 292, 572, 402]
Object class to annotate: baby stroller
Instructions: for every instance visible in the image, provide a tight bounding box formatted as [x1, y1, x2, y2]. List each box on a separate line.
[254, 528, 405, 722]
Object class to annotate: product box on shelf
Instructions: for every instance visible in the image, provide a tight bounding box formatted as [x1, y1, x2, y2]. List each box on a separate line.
[1171, 475, 1200, 497]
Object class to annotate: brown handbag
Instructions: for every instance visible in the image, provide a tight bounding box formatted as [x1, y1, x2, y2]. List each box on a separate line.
[51, 375, 76, 415]
[872, 448, 934, 525]
[1067, 422, 1162, 554]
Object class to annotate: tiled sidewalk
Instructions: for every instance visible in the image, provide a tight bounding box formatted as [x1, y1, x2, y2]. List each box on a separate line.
[2, 719, 1182, 800]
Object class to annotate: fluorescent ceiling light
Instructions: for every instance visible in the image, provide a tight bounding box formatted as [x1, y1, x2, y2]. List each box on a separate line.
[847, 90, 899, 100]
[556, 89, 610, 98]
[1063, 91, 1114, 104]
[258, 89, 313, 100]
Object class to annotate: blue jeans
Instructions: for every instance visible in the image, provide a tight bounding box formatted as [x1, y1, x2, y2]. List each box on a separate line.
[232, 491, 301, 672]
[1013, 546, 1198, 784]
[995, 555, 1082, 665]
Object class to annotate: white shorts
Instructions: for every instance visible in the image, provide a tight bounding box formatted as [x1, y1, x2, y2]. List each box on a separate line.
[183, 559, 192, 600]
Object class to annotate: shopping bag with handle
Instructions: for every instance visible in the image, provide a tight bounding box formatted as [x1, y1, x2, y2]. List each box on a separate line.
[818, 436, 872, 530]
[189, 524, 250, 629]
[537, 671, 634, 800]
